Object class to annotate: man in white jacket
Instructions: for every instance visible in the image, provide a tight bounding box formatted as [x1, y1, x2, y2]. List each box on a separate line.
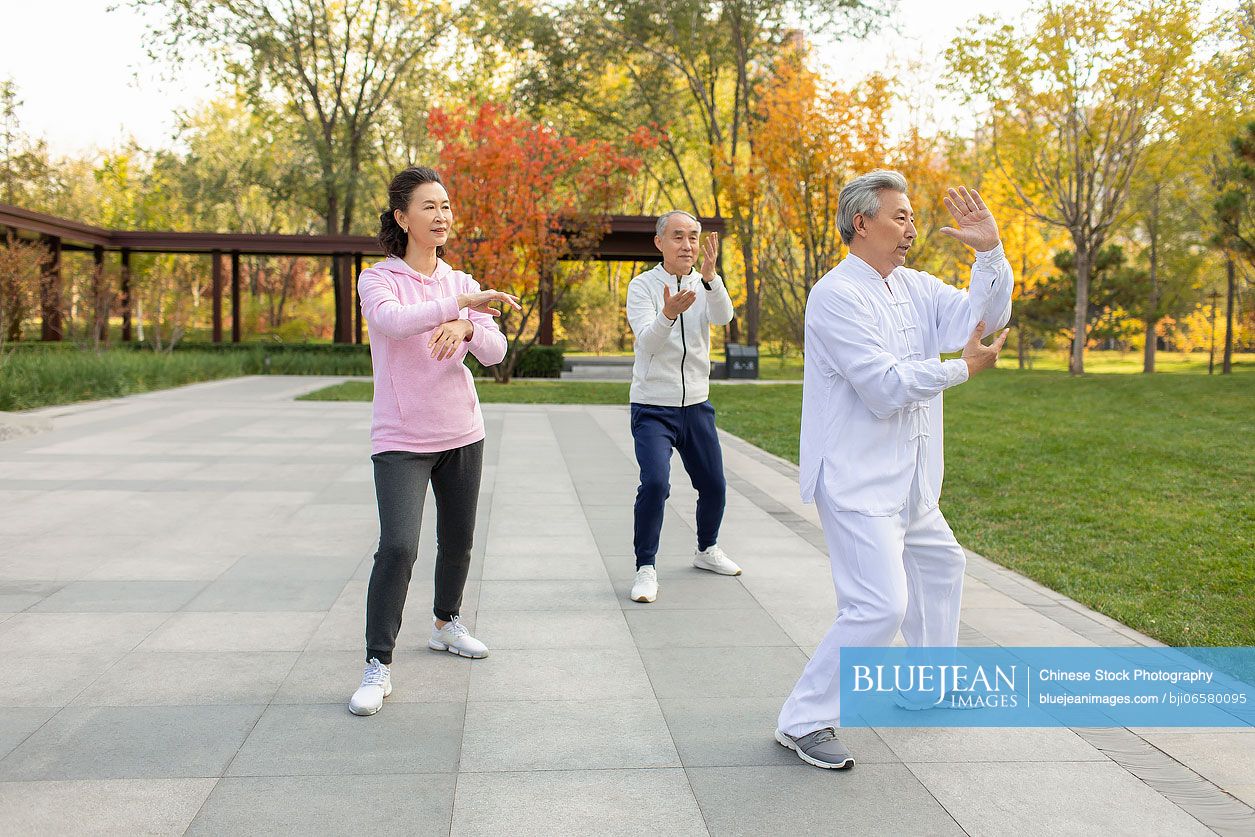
[625, 210, 738, 603]
[774, 171, 1012, 770]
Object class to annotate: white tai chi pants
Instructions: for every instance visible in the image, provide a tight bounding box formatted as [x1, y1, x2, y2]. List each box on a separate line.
[776, 474, 967, 737]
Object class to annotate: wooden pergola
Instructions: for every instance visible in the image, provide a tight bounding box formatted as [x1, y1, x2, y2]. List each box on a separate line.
[0, 203, 724, 345]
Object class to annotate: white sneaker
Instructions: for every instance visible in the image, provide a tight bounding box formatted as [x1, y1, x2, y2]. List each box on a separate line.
[693, 544, 742, 576]
[630, 565, 658, 603]
[428, 616, 488, 659]
[348, 657, 392, 716]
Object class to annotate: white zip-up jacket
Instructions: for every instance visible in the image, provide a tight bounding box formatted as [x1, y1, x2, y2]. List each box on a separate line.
[800, 245, 1013, 514]
[627, 263, 736, 407]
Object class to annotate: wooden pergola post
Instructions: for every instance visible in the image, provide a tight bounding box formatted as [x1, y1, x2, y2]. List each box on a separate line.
[92, 245, 106, 344]
[211, 250, 224, 343]
[120, 248, 132, 342]
[40, 234, 62, 341]
[333, 254, 352, 344]
[230, 250, 241, 343]
[354, 253, 363, 344]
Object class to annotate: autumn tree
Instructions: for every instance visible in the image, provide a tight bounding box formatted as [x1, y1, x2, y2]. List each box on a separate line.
[138, 0, 463, 342]
[429, 102, 644, 381]
[950, 0, 1203, 374]
[1127, 137, 1209, 372]
[0, 232, 44, 348]
[743, 49, 891, 351]
[480, 0, 888, 346]
[556, 266, 623, 355]
[1211, 119, 1254, 373]
[979, 169, 1066, 367]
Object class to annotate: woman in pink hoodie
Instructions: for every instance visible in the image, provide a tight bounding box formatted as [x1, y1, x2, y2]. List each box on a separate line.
[349, 166, 520, 717]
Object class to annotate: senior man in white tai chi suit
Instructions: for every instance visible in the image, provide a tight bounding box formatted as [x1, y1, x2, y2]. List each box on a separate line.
[775, 170, 1013, 769]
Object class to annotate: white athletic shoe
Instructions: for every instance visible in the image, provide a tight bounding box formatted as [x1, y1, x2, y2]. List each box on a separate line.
[630, 566, 658, 603]
[348, 657, 392, 716]
[693, 544, 742, 576]
[428, 616, 489, 659]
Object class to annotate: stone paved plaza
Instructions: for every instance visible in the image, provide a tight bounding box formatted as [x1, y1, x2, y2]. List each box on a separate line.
[0, 376, 1251, 835]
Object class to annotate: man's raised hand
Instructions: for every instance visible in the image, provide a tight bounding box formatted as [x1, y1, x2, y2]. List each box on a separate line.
[699, 231, 719, 282]
[662, 285, 697, 321]
[940, 186, 1000, 252]
[962, 321, 1010, 377]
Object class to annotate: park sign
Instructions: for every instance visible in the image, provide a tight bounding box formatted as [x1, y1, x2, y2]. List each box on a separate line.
[839, 646, 1255, 727]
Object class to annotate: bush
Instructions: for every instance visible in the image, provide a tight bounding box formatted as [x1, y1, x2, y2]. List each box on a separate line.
[0, 345, 372, 411]
[132, 340, 371, 356]
[465, 345, 564, 378]
[0, 341, 567, 410]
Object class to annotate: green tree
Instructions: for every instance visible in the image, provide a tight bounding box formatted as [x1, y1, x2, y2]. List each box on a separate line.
[137, 0, 462, 341]
[1127, 137, 1209, 372]
[1020, 244, 1146, 351]
[950, 0, 1203, 374]
[478, 0, 887, 345]
[0, 80, 52, 208]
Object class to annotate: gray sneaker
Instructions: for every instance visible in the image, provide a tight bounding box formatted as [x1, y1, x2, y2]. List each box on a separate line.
[775, 727, 855, 769]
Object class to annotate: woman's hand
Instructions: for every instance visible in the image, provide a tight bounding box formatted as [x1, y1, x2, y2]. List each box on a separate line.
[457, 289, 522, 317]
[428, 319, 474, 360]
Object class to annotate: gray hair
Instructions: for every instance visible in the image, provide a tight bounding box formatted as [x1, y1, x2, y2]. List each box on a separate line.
[655, 210, 701, 238]
[837, 170, 909, 246]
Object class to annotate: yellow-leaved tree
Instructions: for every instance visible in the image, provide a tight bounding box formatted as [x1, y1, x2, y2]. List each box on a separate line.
[948, 0, 1204, 374]
[742, 45, 891, 352]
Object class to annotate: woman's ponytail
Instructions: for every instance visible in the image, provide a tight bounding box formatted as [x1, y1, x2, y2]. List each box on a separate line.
[378, 209, 408, 258]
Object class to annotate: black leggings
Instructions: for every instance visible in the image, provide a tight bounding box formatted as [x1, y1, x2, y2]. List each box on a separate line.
[365, 441, 483, 664]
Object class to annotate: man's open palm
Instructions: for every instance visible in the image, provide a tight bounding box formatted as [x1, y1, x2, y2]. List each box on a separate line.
[940, 187, 1000, 252]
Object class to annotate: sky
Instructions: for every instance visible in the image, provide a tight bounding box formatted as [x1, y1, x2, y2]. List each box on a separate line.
[1, 0, 1032, 159]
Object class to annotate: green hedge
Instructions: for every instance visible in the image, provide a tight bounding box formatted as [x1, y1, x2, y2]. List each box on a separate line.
[0, 347, 376, 410]
[0, 342, 565, 411]
[466, 345, 564, 379]
[128, 340, 371, 356]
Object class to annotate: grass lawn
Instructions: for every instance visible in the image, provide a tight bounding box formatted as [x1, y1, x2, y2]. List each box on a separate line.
[751, 350, 1255, 381]
[0, 347, 372, 411]
[302, 371, 1254, 647]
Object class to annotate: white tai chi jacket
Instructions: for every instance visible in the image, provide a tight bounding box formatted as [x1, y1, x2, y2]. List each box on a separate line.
[799, 245, 1013, 515]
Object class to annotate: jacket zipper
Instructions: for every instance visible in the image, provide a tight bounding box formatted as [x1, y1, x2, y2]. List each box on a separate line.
[676, 275, 687, 407]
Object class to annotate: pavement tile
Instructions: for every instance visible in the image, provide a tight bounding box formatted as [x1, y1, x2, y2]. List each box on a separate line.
[908, 761, 1215, 836]
[460, 698, 679, 771]
[0, 705, 265, 779]
[187, 774, 456, 836]
[450, 769, 707, 837]
[0, 778, 217, 836]
[226, 702, 463, 777]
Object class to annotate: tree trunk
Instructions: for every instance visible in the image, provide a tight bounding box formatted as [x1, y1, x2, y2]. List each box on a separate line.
[1223, 256, 1235, 374]
[1143, 189, 1159, 374]
[740, 229, 758, 345]
[538, 266, 554, 346]
[1069, 239, 1090, 376]
[1017, 323, 1026, 370]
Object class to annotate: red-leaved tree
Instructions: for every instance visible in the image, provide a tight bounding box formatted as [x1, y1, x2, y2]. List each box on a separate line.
[429, 102, 650, 381]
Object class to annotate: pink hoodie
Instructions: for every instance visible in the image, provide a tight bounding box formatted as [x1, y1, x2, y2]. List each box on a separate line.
[358, 256, 507, 454]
